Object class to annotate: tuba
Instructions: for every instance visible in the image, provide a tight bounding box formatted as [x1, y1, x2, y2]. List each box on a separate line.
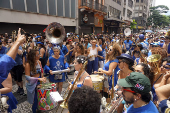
[45, 22, 65, 44]
[147, 54, 161, 74]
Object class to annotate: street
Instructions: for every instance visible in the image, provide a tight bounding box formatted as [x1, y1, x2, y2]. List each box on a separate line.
[12, 74, 74, 113]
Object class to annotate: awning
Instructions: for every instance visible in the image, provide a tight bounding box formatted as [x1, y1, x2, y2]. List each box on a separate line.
[137, 26, 144, 29]
[105, 18, 128, 23]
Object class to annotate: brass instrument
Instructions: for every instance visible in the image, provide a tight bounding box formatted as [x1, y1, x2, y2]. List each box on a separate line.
[12, 30, 16, 42]
[45, 22, 65, 44]
[58, 61, 88, 112]
[104, 95, 123, 113]
[147, 54, 161, 74]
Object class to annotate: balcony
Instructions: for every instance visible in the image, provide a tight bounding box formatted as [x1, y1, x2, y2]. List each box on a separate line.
[79, 0, 107, 13]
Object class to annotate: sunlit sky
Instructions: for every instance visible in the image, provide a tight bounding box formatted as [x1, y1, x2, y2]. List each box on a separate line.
[155, 0, 170, 15]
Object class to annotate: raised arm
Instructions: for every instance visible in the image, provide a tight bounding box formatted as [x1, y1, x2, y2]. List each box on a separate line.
[6, 28, 26, 60]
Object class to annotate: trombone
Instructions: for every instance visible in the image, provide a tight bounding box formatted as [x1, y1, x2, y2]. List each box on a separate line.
[56, 61, 88, 113]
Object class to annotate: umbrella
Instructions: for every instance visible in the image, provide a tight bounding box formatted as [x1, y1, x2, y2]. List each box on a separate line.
[145, 30, 153, 33]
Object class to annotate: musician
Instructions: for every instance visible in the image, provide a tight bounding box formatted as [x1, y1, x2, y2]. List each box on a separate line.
[68, 86, 101, 113]
[87, 39, 102, 74]
[25, 49, 46, 113]
[118, 72, 159, 113]
[98, 43, 121, 99]
[46, 46, 69, 94]
[71, 55, 93, 89]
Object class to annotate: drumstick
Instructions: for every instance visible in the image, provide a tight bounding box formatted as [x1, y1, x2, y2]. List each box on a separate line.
[96, 72, 103, 74]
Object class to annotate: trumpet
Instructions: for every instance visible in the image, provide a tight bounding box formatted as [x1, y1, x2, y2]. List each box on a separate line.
[12, 30, 16, 42]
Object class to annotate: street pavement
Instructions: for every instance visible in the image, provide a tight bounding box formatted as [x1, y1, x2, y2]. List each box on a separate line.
[12, 74, 74, 113]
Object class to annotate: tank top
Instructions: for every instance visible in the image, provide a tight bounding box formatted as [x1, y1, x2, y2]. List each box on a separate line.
[30, 61, 41, 76]
[88, 47, 97, 61]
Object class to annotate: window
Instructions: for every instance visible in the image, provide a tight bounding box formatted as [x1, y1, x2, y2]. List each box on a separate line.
[134, 13, 138, 17]
[135, 6, 139, 10]
[123, 8, 125, 16]
[136, 0, 139, 3]
[141, 0, 143, 3]
[140, 6, 142, 10]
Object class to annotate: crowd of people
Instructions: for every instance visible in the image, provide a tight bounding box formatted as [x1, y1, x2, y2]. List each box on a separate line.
[0, 27, 170, 113]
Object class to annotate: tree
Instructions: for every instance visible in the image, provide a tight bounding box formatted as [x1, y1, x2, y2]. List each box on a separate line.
[130, 19, 137, 30]
[146, 5, 170, 29]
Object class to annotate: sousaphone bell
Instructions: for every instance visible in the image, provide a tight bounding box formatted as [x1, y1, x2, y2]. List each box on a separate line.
[45, 22, 65, 44]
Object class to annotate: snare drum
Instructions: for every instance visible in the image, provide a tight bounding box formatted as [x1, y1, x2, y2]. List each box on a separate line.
[37, 83, 57, 111]
[90, 75, 104, 91]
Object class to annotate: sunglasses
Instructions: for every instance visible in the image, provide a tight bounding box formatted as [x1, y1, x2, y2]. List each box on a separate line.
[123, 88, 136, 93]
[8, 42, 12, 43]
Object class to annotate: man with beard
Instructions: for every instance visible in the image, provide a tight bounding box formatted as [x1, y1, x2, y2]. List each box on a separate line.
[118, 72, 159, 113]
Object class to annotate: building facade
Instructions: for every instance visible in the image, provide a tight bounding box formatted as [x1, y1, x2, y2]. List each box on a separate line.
[78, 0, 107, 34]
[104, 0, 134, 34]
[0, 0, 78, 34]
[132, 0, 153, 32]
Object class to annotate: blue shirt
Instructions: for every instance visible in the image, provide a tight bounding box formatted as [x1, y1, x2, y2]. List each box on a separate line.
[98, 45, 104, 61]
[126, 100, 159, 113]
[0, 55, 16, 83]
[60, 45, 68, 55]
[140, 42, 148, 49]
[15, 46, 23, 65]
[48, 47, 64, 57]
[0, 46, 7, 55]
[84, 43, 91, 49]
[103, 59, 119, 88]
[124, 40, 132, 51]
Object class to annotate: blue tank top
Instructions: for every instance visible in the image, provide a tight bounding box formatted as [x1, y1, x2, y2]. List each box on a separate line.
[103, 59, 119, 88]
[168, 44, 170, 54]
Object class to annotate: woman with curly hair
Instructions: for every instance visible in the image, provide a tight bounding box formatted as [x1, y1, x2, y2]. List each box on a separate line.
[74, 43, 85, 57]
[25, 49, 46, 113]
[98, 43, 122, 99]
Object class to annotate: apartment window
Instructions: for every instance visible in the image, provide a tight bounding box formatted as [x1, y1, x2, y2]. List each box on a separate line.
[140, 6, 143, 10]
[141, 0, 143, 3]
[134, 13, 138, 17]
[136, 0, 139, 3]
[13, 0, 25, 11]
[123, 8, 125, 16]
[135, 6, 139, 10]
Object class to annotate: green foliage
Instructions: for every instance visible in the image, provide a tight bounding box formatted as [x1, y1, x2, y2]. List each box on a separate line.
[130, 19, 137, 29]
[146, 5, 170, 28]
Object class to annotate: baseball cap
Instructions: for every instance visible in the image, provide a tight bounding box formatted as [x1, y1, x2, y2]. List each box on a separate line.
[139, 34, 144, 39]
[118, 72, 151, 94]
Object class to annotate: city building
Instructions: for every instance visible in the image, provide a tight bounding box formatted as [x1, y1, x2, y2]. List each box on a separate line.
[78, 0, 107, 34]
[0, 0, 78, 34]
[104, 0, 134, 34]
[132, 0, 153, 32]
